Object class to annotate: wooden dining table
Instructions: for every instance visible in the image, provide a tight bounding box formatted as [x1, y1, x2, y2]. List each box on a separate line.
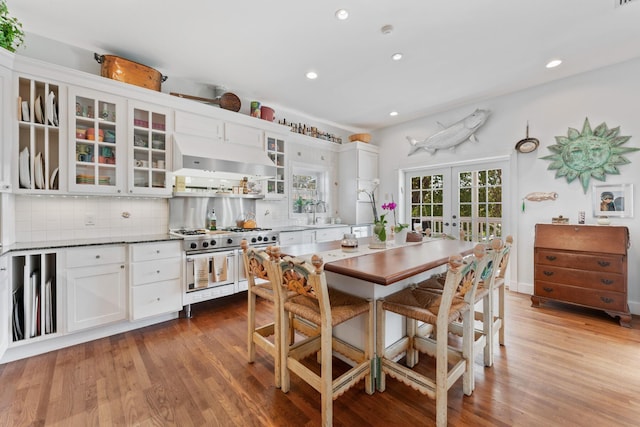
[279, 237, 477, 352]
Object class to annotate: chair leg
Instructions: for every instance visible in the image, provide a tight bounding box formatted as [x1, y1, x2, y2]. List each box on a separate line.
[435, 318, 450, 427]
[461, 309, 474, 395]
[405, 317, 418, 368]
[247, 291, 256, 363]
[483, 292, 494, 367]
[320, 321, 333, 427]
[498, 285, 505, 346]
[280, 306, 291, 393]
[365, 299, 375, 395]
[376, 300, 387, 392]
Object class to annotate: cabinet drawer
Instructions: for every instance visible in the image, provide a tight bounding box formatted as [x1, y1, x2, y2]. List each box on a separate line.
[131, 279, 182, 320]
[535, 249, 623, 272]
[66, 245, 126, 268]
[534, 282, 627, 312]
[534, 265, 625, 292]
[131, 258, 181, 285]
[131, 241, 182, 262]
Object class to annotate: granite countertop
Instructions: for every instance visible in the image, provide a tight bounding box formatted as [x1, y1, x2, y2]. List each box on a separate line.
[1, 234, 183, 256]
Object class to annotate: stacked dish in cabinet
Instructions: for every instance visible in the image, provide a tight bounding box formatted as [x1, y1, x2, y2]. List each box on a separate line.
[18, 78, 60, 191]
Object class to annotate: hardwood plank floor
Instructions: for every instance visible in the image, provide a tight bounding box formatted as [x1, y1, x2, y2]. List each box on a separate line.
[1, 291, 638, 426]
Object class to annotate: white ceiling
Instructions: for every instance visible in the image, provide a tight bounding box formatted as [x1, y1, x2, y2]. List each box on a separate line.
[7, 0, 640, 131]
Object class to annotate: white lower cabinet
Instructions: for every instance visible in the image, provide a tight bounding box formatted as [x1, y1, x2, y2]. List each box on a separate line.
[279, 230, 314, 245]
[314, 226, 351, 243]
[0, 255, 9, 360]
[66, 245, 127, 332]
[129, 241, 182, 320]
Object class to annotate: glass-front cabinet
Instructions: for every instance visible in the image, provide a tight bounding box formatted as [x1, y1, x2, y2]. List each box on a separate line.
[265, 134, 285, 198]
[69, 87, 124, 194]
[128, 102, 172, 196]
[16, 76, 62, 193]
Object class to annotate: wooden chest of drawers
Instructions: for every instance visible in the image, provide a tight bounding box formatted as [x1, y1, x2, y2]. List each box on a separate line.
[531, 224, 631, 327]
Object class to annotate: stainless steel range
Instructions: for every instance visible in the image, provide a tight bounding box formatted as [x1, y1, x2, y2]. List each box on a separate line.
[171, 227, 279, 317]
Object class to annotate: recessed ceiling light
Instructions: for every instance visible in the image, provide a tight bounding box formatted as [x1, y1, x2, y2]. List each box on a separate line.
[391, 53, 403, 61]
[389, 111, 398, 117]
[335, 9, 349, 20]
[305, 71, 318, 80]
[381, 25, 394, 35]
[546, 59, 562, 68]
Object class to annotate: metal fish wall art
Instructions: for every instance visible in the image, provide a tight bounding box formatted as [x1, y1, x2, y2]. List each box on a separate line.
[406, 108, 491, 156]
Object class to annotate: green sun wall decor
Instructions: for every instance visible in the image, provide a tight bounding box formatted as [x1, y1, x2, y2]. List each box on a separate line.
[541, 118, 639, 193]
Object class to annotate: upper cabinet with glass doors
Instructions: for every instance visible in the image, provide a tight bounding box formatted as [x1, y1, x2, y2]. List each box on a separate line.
[265, 134, 285, 198]
[16, 76, 62, 193]
[68, 87, 124, 194]
[128, 102, 172, 196]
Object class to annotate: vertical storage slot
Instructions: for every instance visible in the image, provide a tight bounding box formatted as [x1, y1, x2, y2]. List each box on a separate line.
[10, 251, 57, 343]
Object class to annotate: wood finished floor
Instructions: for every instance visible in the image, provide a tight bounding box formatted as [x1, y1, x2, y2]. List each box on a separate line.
[1, 291, 639, 427]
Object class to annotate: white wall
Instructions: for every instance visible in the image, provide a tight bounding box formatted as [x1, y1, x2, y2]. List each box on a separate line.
[373, 58, 640, 315]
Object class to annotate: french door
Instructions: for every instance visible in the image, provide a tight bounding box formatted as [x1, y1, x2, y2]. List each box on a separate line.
[404, 160, 509, 242]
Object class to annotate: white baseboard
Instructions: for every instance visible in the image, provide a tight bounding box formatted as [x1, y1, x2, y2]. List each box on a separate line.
[1, 312, 179, 364]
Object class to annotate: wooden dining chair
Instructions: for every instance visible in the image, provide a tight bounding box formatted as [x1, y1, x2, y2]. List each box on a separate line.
[268, 247, 374, 427]
[242, 241, 282, 387]
[417, 236, 512, 367]
[376, 244, 491, 427]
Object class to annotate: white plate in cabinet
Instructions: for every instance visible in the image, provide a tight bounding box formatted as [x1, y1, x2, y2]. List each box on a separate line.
[130, 279, 182, 320]
[66, 245, 126, 268]
[131, 258, 181, 286]
[130, 241, 181, 262]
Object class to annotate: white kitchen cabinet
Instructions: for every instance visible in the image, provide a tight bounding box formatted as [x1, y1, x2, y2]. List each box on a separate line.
[314, 226, 351, 243]
[15, 75, 63, 193]
[9, 250, 58, 344]
[68, 86, 126, 194]
[265, 133, 286, 198]
[224, 122, 263, 149]
[129, 241, 182, 320]
[338, 142, 379, 225]
[279, 230, 314, 245]
[0, 53, 13, 192]
[128, 101, 173, 196]
[0, 255, 9, 360]
[65, 245, 127, 332]
[174, 110, 224, 141]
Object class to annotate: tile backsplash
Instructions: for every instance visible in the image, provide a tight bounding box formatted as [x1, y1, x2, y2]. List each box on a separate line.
[15, 196, 169, 242]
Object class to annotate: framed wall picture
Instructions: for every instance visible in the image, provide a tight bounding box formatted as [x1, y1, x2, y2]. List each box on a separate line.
[592, 184, 634, 218]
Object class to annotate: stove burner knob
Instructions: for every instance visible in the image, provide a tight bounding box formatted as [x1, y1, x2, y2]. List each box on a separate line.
[190, 242, 197, 249]
[271, 236, 277, 241]
[202, 241, 209, 248]
[251, 237, 257, 243]
[227, 238, 233, 244]
[257, 236, 263, 241]
[210, 240, 217, 246]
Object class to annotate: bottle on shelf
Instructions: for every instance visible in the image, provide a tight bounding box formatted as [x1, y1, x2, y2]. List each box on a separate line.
[207, 209, 217, 231]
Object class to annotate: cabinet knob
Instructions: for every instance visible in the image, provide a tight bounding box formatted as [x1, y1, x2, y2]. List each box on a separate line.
[0, 267, 6, 271]
[601, 279, 614, 285]
[543, 287, 553, 293]
[96, 255, 101, 259]
[543, 271, 554, 276]
[600, 297, 614, 304]
[545, 255, 556, 261]
[157, 270, 160, 274]
[597, 260, 611, 267]
[156, 250, 160, 254]
[157, 297, 161, 301]
[121, 265, 125, 269]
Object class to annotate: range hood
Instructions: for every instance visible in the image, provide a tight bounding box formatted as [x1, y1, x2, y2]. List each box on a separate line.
[173, 133, 277, 179]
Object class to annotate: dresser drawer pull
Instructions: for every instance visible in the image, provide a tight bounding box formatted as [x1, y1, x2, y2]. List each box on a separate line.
[597, 261, 611, 267]
[600, 279, 614, 285]
[543, 271, 554, 276]
[545, 255, 557, 261]
[600, 297, 614, 304]
[543, 287, 554, 293]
